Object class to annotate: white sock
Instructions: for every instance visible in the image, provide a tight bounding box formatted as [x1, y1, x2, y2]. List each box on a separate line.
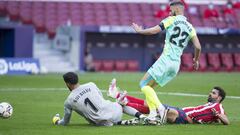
[139, 114, 146, 119]
[148, 109, 157, 120]
[157, 104, 166, 118]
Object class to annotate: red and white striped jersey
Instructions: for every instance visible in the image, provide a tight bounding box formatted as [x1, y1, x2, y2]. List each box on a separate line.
[182, 102, 225, 124]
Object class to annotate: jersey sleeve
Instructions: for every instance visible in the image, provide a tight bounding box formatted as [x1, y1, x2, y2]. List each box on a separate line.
[159, 16, 176, 31]
[90, 82, 103, 97]
[218, 104, 225, 114]
[58, 100, 72, 125]
[214, 103, 225, 115]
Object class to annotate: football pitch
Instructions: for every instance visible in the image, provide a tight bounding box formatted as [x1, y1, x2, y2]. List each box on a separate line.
[0, 72, 240, 135]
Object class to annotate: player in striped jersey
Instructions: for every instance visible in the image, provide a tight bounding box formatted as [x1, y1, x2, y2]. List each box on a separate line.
[108, 79, 230, 125]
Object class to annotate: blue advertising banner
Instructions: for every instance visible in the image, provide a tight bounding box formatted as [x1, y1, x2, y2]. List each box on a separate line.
[0, 58, 40, 75]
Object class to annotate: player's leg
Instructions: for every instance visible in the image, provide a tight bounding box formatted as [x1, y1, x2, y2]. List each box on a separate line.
[108, 79, 150, 114]
[140, 72, 158, 88]
[118, 106, 146, 125]
[114, 90, 150, 114]
[122, 106, 146, 119]
[125, 95, 146, 105]
[107, 79, 150, 116]
[123, 94, 150, 114]
[107, 78, 119, 98]
[97, 120, 114, 126]
[139, 72, 166, 123]
[143, 56, 182, 123]
[112, 89, 150, 114]
[108, 78, 147, 106]
[126, 102, 150, 114]
[107, 78, 162, 118]
[163, 104, 189, 124]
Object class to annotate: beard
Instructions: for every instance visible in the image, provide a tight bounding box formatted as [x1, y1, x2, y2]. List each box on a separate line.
[173, 12, 176, 16]
[207, 96, 216, 103]
[67, 85, 72, 91]
[170, 11, 177, 16]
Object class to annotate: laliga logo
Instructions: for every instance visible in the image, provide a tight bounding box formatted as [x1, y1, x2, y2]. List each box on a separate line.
[0, 59, 39, 75]
[8, 61, 39, 73]
[0, 59, 8, 75]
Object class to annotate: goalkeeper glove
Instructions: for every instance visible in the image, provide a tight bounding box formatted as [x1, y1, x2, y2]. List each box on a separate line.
[52, 114, 60, 125]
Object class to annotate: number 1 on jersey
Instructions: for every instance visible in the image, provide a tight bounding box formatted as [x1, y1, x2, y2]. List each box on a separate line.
[84, 98, 98, 113]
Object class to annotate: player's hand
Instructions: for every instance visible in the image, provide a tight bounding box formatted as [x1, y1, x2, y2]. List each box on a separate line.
[52, 114, 60, 125]
[193, 58, 199, 70]
[132, 23, 143, 33]
[211, 108, 220, 117]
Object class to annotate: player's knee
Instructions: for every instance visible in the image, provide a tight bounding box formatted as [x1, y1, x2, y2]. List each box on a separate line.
[139, 80, 146, 89]
[140, 86, 152, 93]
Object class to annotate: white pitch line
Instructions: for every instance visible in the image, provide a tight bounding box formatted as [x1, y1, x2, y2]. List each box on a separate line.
[0, 88, 67, 91]
[0, 88, 240, 99]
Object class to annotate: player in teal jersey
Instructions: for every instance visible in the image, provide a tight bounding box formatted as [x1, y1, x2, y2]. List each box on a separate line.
[131, 0, 201, 124]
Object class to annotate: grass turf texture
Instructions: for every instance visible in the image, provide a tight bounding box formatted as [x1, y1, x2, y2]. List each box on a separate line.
[0, 72, 239, 135]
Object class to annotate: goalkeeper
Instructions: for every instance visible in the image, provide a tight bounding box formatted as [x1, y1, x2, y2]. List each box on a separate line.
[52, 72, 145, 126]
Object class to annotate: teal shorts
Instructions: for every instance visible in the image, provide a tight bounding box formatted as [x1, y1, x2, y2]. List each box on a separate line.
[147, 55, 180, 87]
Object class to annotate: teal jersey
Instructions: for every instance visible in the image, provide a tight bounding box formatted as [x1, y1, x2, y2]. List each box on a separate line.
[160, 15, 196, 61]
[147, 15, 196, 87]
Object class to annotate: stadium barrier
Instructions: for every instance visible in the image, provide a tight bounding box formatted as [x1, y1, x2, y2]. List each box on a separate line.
[0, 58, 40, 75]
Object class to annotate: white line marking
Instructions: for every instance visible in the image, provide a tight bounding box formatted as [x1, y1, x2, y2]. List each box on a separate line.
[0, 88, 240, 99]
[0, 88, 66, 91]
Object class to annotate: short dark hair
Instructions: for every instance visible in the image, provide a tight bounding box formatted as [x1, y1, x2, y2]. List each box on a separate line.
[214, 86, 226, 103]
[170, 0, 184, 6]
[63, 72, 78, 85]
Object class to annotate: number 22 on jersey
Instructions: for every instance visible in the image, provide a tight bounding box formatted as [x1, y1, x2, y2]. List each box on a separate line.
[169, 26, 189, 48]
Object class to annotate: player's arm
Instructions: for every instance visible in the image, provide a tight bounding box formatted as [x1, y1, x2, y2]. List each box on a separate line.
[211, 108, 230, 125]
[132, 16, 175, 35]
[132, 23, 161, 35]
[58, 104, 72, 125]
[191, 35, 201, 70]
[217, 113, 230, 125]
[53, 101, 72, 126]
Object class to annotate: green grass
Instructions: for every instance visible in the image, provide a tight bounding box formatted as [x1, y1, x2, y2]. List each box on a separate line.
[0, 72, 240, 135]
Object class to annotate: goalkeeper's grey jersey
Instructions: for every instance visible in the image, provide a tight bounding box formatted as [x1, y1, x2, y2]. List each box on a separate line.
[58, 82, 123, 126]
